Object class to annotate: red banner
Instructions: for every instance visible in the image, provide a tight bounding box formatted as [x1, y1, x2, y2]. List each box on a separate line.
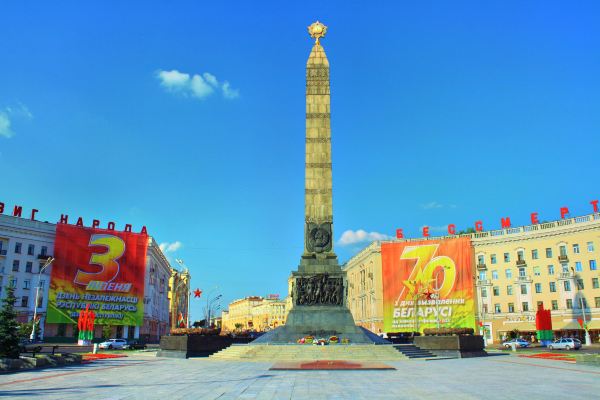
[47, 224, 148, 325]
[382, 237, 475, 332]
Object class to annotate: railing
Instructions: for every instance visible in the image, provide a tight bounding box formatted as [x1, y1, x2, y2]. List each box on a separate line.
[515, 275, 532, 282]
[476, 279, 492, 286]
[558, 255, 568, 262]
[476, 263, 487, 270]
[0, 249, 7, 256]
[558, 272, 574, 280]
[37, 254, 51, 260]
[516, 259, 527, 266]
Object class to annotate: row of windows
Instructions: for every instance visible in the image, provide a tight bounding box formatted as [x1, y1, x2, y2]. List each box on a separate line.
[489, 297, 600, 313]
[2, 242, 49, 256]
[479, 260, 597, 281]
[477, 242, 596, 265]
[481, 278, 600, 298]
[10, 260, 50, 273]
[3, 278, 45, 289]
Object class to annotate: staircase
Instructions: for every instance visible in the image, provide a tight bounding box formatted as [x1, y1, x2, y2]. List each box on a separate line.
[393, 344, 436, 359]
[209, 344, 409, 361]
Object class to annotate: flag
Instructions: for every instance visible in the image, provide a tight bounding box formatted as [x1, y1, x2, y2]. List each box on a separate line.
[178, 312, 185, 328]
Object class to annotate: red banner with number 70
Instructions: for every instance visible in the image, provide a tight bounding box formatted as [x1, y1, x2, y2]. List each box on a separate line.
[47, 224, 148, 326]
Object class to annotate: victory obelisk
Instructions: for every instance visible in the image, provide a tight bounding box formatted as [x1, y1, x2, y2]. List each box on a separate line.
[256, 22, 373, 343]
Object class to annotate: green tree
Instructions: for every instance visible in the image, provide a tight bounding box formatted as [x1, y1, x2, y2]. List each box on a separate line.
[0, 284, 20, 358]
[102, 325, 112, 339]
[17, 320, 40, 340]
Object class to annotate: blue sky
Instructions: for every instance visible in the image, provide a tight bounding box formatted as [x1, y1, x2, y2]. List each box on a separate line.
[1, 1, 599, 322]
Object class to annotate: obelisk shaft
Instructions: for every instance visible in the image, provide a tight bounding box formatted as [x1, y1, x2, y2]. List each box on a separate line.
[303, 42, 336, 259]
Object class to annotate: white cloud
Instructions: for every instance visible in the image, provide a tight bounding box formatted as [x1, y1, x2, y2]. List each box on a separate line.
[0, 103, 33, 139]
[156, 69, 239, 100]
[338, 229, 391, 246]
[0, 113, 14, 138]
[159, 241, 183, 253]
[222, 81, 240, 99]
[421, 201, 444, 210]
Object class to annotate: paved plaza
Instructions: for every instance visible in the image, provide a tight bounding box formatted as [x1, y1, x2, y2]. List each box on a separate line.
[0, 353, 599, 399]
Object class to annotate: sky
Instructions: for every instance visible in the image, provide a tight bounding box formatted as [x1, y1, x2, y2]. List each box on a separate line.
[1, 1, 600, 323]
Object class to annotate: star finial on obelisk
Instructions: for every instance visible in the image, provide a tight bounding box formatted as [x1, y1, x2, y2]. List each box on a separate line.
[308, 21, 327, 44]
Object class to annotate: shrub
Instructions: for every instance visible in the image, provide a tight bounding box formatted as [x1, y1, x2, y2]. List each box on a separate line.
[171, 327, 220, 336]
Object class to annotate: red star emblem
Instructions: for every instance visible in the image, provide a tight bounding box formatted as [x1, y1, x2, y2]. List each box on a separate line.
[193, 288, 202, 298]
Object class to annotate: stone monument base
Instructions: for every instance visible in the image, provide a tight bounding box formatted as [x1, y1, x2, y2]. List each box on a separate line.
[253, 306, 385, 344]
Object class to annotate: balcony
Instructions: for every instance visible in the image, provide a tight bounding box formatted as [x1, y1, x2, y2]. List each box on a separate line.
[476, 263, 487, 271]
[558, 255, 568, 262]
[0, 249, 7, 257]
[558, 272, 574, 280]
[515, 275, 532, 283]
[37, 254, 52, 260]
[516, 259, 527, 267]
[476, 279, 492, 286]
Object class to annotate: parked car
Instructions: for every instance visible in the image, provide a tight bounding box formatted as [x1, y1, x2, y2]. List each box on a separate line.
[547, 338, 581, 350]
[18, 339, 42, 353]
[125, 339, 147, 350]
[502, 338, 530, 348]
[98, 338, 128, 350]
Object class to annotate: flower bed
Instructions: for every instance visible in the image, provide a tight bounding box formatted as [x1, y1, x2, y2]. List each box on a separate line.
[82, 353, 128, 361]
[422, 328, 474, 336]
[297, 336, 348, 345]
[170, 328, 220, 336]
[518, 353, 575, 363]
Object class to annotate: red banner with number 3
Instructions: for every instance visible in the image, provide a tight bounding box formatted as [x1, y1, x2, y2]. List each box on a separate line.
[47, 224, 148, 325]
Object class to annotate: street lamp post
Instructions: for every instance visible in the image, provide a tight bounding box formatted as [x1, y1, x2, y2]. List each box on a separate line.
[580, 297, 591, 346]
[31, 257, 54, 341]
[206, 294, 222, 328]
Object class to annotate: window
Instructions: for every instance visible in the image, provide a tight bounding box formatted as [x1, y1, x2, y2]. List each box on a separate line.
[517, 250, 524, 261]
[38, 262, 45, 273]
[491, 254, 497, 264]
[12, 260, 19, 272]
[508, 303, 515, 313]
[535, 283, 542, 293]
[477, 255, 485, 265]
[590, 260, 597, 271]
[494, 304, 501, 313]
[518, 267, 526, 277]
[573, 244, 580, 254]
[561, 264, 569, 273]
[37, 296, 43, 308]
[21, 296, 28, 308]
[481, 288, 487, 298]
[10, 278, 17, 287]
[492, 270, 498, 280]
[504, 253, 510, 262]
[26, 261, 32, 273]
[536, 301, 544, 310]
[27, 244, 34, 255]
[566, 299, 573, 309]
[482, 304, 488, 313]
[520, 284, 528, 295]
[532, 249, 538, 259]
[24, 279, 30, 289]
[41, 246, 48, 256]
[546, 248, 553, 258]
[552, 300, 559, 310]
[576, 279, 584, 290]
[575, 262, 582, 272]
[507, 285, 513, 295]
[564, 280, 571, 291]
[548, 265, 555, 275]
[559, 245, 567, 256]
[39, 280, 45, 288]
[593, 278, 599, 289]
[595, 297, 600, 308]
[581, 298, 588, 309]
[479, 271, 487, 280]
[588, 242, 595, 252]
[15, 242, 22, 254]
[549, 282, 556, 292]
[505, 269, 513, 279]
[533, 266, 541, 276]
[522, 302, 529, 312]
[493, 286, 500, 296]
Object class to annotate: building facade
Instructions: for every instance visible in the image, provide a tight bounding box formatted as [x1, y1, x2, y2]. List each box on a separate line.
[0, 213, 179, 342]
[344, 212, 600, 344]
[221, 296, 288, 332]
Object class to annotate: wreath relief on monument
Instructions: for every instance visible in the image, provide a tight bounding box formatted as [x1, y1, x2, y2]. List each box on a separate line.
[306, 222, 332, 253]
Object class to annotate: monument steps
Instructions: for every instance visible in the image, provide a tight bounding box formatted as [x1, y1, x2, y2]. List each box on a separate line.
[392, 344, 437, 359]
[209, 344, 409, 361]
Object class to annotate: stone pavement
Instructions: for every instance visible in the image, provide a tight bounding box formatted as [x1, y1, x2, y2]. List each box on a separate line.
[0, 353, 599, 399]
